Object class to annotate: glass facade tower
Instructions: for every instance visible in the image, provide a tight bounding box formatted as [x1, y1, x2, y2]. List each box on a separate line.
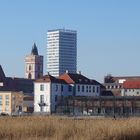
[47, 29, 77, 77]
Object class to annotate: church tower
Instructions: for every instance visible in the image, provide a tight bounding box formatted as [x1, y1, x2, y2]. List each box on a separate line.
[25, 43, 43, 79]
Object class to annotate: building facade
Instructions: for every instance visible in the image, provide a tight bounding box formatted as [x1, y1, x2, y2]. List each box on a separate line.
[122, 80, 140, 96]
[103, 75, 140, 96]
[47, 29, 77, 77]
[34, 72, 101, 114]
[0, 65, 34, 114]
[34, 75, 70, 113]
[0, 91, 23, 115]
[25, 43, 43, 79]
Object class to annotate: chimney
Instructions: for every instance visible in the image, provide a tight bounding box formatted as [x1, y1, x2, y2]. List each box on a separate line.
[78, 71, 81, 75]
[66, 70, 68, 73]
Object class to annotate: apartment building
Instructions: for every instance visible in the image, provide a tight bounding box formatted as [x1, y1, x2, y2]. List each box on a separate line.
[0, 91, 23, 115]
[34, 72, 102, 114]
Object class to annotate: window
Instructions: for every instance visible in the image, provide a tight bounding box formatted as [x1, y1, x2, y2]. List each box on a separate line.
[29, 65, 32, 70]
[93, 86, 95, 93]
[28, 73, 32, 79]
[0, 106, 2, 112]
[5, 106, 9, 111]
[56, 85, 58, 91]
[86, 86, 88, 92]
[5, 95, 9, 106]
[77, 85, 80, 92]
[0, 95, 2, 105]
[40, 95, 44, 103]
[97, 87, 99, 93]
[89, 86, 91, 92]
[40, 84, 44, 91]
[6, 95, 9, 100]
[68, 85, 72, 92]
[55, 95, 58, 102]
[82, 85, 84, 92]
[137, 92, 139, 95]
[61, 85, 63, 92]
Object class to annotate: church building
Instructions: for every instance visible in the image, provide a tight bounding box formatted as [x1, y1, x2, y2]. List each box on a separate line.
[25, 43, 43, 79]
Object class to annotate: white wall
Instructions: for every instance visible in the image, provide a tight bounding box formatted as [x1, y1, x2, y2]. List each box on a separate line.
[34, 82, 101, 114]
[34, 82, 51, 113]
[34, 82, 73, 113]
[121, 88, 140, 96]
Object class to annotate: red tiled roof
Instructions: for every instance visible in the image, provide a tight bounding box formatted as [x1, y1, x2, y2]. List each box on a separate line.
[35, 75, 66, 84]
[59, 73, 102, 85]
[123, 80, 140, 89]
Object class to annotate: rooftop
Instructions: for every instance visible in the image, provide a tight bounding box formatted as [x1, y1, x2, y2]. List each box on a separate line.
[31, 43, 38, 55]
[123, 80, 140, 89]
[59, 72, 102, 86]
[48, 29, 77, 33]
[35, 74, 66, 84]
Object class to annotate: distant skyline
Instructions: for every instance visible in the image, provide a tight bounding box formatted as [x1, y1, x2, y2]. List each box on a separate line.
[0, 0, 140, 82]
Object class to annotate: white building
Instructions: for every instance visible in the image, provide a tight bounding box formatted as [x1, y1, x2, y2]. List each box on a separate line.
[34, 72, 101, 114]
[25, 43, 43, 79]
[47, 29, 77, 77]
[34, 74, 71, 114]
[121, 80, 140, 96]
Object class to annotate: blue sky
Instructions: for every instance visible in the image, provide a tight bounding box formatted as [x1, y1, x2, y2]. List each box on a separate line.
[0, 0, 140, 82]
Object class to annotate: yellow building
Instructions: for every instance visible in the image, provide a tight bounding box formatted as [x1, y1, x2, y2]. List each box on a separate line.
[0, 91, 24, 115]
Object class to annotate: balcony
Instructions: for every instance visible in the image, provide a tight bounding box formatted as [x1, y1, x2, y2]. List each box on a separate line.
[38, 102, 46, 107]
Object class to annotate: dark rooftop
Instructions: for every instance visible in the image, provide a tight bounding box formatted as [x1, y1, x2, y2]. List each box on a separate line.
[31, 43, 38, 55]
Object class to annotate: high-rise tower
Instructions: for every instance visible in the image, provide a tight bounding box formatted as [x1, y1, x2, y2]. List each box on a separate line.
[47, 29, 77, 77]
[25, 43, 43, 79]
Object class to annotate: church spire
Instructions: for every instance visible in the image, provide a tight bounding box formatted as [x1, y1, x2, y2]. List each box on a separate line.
[0, 65, 5, 80]
[31, 43, 38, 55]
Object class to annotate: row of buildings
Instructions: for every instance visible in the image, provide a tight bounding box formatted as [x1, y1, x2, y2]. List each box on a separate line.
[1, 59, 140, 115]
[1, 28, 140, 115]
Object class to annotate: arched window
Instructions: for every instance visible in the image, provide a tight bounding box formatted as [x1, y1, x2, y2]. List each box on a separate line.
[29, 65, 32, 71]
[28, 73, 32, 79]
